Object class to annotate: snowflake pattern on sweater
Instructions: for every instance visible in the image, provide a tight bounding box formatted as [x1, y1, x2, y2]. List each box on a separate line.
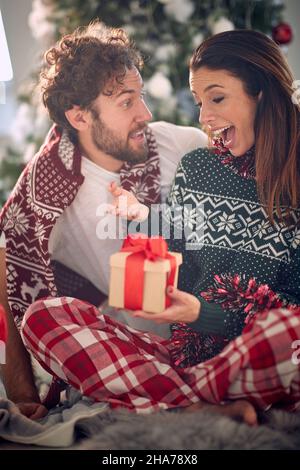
[166, 148, 300, 366]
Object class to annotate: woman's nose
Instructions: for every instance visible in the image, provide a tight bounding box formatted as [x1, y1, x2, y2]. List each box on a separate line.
[199, 105, 215, 126]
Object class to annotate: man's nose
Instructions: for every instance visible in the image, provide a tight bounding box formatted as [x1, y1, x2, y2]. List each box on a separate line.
[136, 100, 152, 123]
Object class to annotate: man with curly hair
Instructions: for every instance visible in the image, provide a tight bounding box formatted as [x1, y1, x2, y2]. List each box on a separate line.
[0, 21, 207, 419]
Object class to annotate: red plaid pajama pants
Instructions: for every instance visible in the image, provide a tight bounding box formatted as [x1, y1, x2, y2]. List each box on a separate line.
[21, 297, 300, 414]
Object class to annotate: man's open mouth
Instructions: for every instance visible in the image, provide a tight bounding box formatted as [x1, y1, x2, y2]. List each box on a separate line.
[129, 129, 146, 142]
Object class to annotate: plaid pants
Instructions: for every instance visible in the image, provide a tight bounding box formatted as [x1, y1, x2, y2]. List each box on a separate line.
[21, 297, 300, 414]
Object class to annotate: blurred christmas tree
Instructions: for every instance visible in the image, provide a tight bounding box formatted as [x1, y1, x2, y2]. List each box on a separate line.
[0, 0, 287, 204]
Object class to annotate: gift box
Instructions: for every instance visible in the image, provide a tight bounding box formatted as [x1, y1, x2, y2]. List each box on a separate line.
[109, 235, 182, 313]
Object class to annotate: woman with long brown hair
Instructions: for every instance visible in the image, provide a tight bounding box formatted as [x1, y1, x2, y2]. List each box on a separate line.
[21, 30, 300, 424]
[190, 29, 300, 225]
[149, 29, 300, 361]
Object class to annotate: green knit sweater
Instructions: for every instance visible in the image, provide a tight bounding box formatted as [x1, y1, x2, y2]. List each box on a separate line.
[166, 148, 300, 347]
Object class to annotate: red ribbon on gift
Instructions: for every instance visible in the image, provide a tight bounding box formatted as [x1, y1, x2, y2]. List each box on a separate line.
[121, 235, 177, 310]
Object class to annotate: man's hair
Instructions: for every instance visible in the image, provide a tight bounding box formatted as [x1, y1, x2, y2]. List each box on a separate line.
[40, 20, 143, 134]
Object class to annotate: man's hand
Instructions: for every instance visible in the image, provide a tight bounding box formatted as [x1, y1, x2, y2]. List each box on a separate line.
[107, 181, 149, 221]
[129, 287, 201, 324]
[16, 402, 48, 420]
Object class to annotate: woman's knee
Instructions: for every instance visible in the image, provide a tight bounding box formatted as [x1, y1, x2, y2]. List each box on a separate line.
[245, 307, 300, 332]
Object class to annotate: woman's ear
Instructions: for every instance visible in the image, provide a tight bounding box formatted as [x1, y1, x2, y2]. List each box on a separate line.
[65, 105, 90, 131]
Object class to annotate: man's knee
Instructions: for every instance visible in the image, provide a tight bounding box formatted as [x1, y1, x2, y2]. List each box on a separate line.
[21, 297, 62, 337]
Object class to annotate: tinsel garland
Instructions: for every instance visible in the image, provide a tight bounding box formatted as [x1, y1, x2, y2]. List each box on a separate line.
[212, 136, 256, 180]
[201, 273, 286, 325]
[211, 135, 230, 155]
[170, 324, 228, 368]
[170, 273, 296, 368]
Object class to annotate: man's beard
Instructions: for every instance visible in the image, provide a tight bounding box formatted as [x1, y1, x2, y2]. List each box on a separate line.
[91, 113, 148, 164]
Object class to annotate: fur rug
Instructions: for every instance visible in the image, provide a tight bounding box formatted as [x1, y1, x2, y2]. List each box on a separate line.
[1, 365, 300, 450]
[76, 408, 300, 450]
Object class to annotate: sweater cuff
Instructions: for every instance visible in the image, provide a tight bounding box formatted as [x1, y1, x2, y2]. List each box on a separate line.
[190, 298, 227, 335]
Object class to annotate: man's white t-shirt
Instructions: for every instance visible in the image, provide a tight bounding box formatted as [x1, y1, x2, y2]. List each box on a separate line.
[1, 121, 207, 337]
[48, 121, 207, 293]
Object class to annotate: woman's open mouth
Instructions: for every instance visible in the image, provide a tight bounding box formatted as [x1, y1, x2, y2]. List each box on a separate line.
[212, 125, 235, 149]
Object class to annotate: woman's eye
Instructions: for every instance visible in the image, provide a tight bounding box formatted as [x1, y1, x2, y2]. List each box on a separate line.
[194, 102, 202, 108]
[213, 97, 224, 104]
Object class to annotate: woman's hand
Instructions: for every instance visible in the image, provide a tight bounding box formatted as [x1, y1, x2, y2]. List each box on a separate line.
[129, 287, 201, 324]
[107, 182, 149, 221]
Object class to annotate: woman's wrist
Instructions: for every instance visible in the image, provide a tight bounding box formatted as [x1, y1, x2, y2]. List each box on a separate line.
[187, 296, 201, 323]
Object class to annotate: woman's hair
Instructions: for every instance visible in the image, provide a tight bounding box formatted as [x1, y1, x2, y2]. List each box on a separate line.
[190, 29, 300, 224]
[40, 20, 143, 137]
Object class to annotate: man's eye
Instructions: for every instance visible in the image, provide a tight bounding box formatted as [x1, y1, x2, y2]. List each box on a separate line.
[194, 102, 202, 108]
[122, 100, 131, 108]
[213, 97, 224, 104]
